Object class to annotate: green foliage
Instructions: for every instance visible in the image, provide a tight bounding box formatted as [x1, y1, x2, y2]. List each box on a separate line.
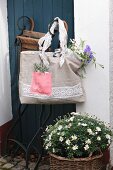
[68, 39, 104, 77]
[34, 63, 49, 73]
[43, 112, 113, 159]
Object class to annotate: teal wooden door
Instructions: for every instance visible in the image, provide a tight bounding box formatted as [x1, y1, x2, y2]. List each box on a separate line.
[7, 0, 75, 143]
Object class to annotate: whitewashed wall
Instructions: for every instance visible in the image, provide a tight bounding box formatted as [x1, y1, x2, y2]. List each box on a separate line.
[74, 0, 110, 123]
[0, 0, 12, 126]
[110, 0, 113, 166]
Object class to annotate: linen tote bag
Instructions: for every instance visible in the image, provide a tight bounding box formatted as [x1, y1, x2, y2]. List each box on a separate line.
[19, 17, 85, 104]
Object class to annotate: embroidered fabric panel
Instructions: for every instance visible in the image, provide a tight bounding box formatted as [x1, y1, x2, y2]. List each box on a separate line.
[20, 83, 83, 99]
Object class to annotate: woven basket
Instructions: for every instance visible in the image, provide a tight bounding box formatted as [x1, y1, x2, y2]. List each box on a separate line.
[49, 152, 103, 170]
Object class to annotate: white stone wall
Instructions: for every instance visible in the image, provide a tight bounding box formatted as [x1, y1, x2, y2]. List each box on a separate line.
[110, 0, 113, 166]
[74, 0, 110, 123]
[74, 0, 113, 165]
[0, 0, 12, 126]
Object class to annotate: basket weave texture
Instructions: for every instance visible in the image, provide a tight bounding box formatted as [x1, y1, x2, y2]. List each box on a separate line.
[49, 152, 103, 170]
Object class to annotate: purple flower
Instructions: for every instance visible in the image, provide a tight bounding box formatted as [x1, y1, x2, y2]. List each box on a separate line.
[84, 45, 91, 53]
[84, 45, 94, 63]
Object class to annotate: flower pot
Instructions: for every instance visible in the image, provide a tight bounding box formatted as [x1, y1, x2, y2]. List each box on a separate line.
[49, 152, 103, 170]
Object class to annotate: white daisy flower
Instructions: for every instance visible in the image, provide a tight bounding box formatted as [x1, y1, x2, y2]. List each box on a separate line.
[72, 145, 78, 150]
[87, 129, 93, 135]
[52, 148, 55, 153]
[45, 145, 49, 150]
[106, 134, 111, 140]
[70, 116, 74, 122]
[84, 144, 89, 150]
[66, 139, 71, 145]
[59, 136, 64, 142]
[58, 125, 63, 131]
[70, 112, 80, 116]
[68, 123, 72, 128]
[81, 123, 87, 127]
[57, 132, 60, 135]
[85, 139, 91, 144]
[97, 136, 101, 141]
[71, 135, 77, 141]
[108, 139, 111, 144]
[49, 135, 52, 140]
[96, 127, 101, 132]
[61, 132, 65, 136]
[48, 142, 51, 146]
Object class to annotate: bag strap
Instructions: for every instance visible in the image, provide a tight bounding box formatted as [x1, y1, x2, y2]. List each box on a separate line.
[38, 17, 68, 67]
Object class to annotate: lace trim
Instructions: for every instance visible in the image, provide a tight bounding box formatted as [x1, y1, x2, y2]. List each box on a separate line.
[20, 83, 83, 99]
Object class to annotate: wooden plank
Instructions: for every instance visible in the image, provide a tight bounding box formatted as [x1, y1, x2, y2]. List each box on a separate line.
[8, 0, 75, 143]
[23, 0, 34, 30]
[13, 0, 24, 106]
[23, 0, 33, 17]
[52, 0, 63, 18]
[7, 0, 20, 117]
[23, 1, 47, 135]
[33, 0, 44, 32]
[63, 0, 74, 39]
[14, 0, 24, 35]
[7, 0, 16, 82]
[62, 0, 74, 113]
[52, 0, 63, 50]
[20, 1, 38, 136]
[42, 0, 53, 33]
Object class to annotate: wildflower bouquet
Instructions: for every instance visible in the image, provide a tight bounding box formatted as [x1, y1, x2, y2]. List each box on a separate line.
[44, 112, 113, 159]
[68, 39, 104, 76]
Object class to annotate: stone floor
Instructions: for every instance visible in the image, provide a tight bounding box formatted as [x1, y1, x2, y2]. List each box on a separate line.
[0, 154, 111, 170]
[0, 155, 50, 170]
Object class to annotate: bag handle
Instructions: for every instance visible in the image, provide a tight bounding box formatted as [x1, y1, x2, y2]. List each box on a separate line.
[38, 17, 68, 67]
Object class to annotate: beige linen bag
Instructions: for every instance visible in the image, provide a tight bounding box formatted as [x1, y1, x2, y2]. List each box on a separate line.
[19, 17, 85, 104]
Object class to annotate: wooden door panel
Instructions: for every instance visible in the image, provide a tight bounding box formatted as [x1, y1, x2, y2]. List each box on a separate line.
[7, 0, 75, 143]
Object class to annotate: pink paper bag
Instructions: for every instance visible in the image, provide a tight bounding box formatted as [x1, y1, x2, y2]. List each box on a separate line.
[30, 72, 52, 95]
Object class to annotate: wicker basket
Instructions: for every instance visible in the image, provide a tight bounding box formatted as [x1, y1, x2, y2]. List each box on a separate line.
[49, 152, 104, 170]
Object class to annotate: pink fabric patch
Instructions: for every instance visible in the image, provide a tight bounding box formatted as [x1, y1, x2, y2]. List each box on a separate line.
[30, 72, 52, 95]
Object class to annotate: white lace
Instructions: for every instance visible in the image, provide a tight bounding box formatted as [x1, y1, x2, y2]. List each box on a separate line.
[20, 83, 83, 99]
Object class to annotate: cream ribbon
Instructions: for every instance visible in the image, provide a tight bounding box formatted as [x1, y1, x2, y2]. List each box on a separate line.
[38, 17, 68, 67]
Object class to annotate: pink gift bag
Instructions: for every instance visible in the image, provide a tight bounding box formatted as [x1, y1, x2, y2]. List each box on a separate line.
[30, 72, 52, 95]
